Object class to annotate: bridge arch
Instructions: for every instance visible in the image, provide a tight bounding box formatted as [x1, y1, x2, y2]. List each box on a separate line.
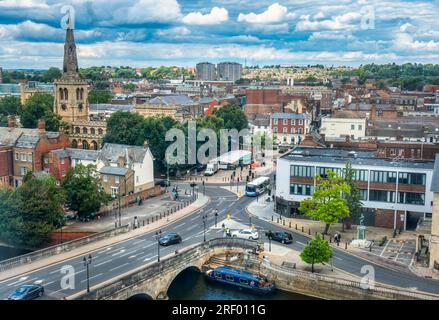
[126, 293, 154, 300]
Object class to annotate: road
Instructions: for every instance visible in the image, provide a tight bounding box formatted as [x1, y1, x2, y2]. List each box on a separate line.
[0, 185, 438, 299]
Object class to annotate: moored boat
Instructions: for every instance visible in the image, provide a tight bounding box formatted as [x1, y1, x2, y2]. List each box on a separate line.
[205, 265, 275, 294]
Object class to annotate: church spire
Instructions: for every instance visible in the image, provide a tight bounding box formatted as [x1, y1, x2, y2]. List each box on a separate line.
[62, 14, 79, 76]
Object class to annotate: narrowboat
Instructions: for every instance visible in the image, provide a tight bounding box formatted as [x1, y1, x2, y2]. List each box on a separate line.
[205, 266, 275, 294]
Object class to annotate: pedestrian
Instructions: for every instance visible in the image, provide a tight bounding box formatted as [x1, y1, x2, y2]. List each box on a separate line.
[334, 233, 339, 243]
[337, 233, 341, 243]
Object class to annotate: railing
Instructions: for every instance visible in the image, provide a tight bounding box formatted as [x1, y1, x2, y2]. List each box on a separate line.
[76, 238, 259, 300]
[0, 225, 130, 273]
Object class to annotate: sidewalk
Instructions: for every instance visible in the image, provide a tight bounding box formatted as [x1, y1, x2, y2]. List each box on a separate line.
[246, 200, 420, 274]
[0, 193, 209, 282]
[62, 191, 194, 233]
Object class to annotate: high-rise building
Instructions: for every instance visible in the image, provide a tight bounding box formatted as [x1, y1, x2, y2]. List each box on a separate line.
[217, 62, 242, 82]
[196, 62, 216, 81]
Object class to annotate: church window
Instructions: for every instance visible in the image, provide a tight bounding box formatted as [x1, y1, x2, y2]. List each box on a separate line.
[98, 128, 103, 135]
[90, 128, 95, 135]
[75, 127, 80, 134]
[83, 127, 88, 134]
[64, 88, 68, 100]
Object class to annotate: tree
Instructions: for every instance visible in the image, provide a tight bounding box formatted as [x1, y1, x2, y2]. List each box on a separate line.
[122, 83, 136, 92]
[19, 92, 54, 129]
[43, 67, 61, 82]
[300, 234, 332, 273]
[88, 89, 112, 104]
[299, 171, 351, 234]
[213, 104, 248, 131]
[104, 111, 146, 146]
[0, 175, 65, 248]
[0, 96, 21, 116]
[343, 163, 363, 231]
[62, 164, 110, 218]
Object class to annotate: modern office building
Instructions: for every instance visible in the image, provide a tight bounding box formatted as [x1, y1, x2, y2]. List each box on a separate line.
[217, 62, 242, 82]
[196, 62, 216, 81]
[275, 147, 435, 230]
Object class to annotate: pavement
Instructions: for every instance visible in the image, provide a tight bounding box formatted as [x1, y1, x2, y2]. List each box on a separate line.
[2, 186, 439, 300]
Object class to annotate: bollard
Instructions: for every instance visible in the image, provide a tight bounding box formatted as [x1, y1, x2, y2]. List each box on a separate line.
[315, 231, 318, 236]
[345, 242, 347, 250]
[337, 241, 339, 247]
[160, 213, 162, 219]
[322, 234, 325, 240]
[329, 237, 332, 243]
[143, 220, 145, 227]
[289, 221, 291, 228]
[277, 218, 279, 224]
[301, 226, 304, 232]
[308, 228, 311, 235]
[283, 220, 285, 226]
[272, 215, 273, 221]
[295, 224, 297, 230]
[156, 215, 158, 221]
[147, 218, 149, 224]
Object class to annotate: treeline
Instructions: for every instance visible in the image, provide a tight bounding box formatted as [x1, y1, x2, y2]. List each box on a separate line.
[104, 105, 248, 172]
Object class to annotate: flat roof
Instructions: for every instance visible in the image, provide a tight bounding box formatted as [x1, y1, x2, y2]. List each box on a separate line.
[281, 147, 435, 170]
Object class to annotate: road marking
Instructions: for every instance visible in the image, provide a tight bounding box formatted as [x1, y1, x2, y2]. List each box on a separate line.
[334, 256, 343, 261]
[107, 247, 124, 254]
[119, 249, 139, 258]
[380, 240, 391, 257]
[49, 269, 61, 275]
[94, 259, 113, 267]
[111, 249, 126, 257]
[296, 241, 305, 246]
[7, 276, 37, 287]
[43, 280, 55, 286]
[98, 247, 112, 254]
[186, 225, 197, 231]
[132, 239, 146, 245]
[173, 223, 185, 229]
[34, 279, 43, 284]
[110, 263, 129, 272]
[81, 273, 103, 283]
[189, 216, 198, 222]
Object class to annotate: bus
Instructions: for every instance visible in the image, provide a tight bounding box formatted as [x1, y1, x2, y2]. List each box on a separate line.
[245, 176, 271, 197]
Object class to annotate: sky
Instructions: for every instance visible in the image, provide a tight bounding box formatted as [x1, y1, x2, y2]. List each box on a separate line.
[0, 0, 439, 69]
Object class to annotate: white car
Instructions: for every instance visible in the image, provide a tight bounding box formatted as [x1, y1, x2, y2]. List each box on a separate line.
[231, 229, 259, 240]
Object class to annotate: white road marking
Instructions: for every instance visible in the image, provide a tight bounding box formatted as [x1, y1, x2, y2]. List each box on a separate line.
[34, 280, 43, 284]
[7, 276, 36, 287]
[174, 223, 185, 229]
[111, 249, 126, 257]
[98, 247, 112, 254]
[81, 273, 103, 283]
[296, 241, 305, 246]
[110, 263, 129, 272]
[94, 259, 113, 267]
[107, 247, 124, 254]
[132, 239, 146, 245]
[334, 256, 343, 261]
[49, 269, 61, 275]
[43, 280, 55, 286]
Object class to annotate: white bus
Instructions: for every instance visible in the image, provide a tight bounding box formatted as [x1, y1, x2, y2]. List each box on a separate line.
[245, 176, 271, 197]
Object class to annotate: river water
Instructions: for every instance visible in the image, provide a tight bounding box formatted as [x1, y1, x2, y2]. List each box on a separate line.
[168, 268, 316, 300]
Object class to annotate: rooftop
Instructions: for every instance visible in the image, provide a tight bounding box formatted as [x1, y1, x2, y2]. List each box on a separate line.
[99, 166, 130, 176]
[281, 147, 435, 170]
[431, 154, 439, 192]
[271, 112, 309, 120]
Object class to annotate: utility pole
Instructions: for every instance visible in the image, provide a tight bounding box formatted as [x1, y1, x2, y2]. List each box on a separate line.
[83, 254, 92, 293]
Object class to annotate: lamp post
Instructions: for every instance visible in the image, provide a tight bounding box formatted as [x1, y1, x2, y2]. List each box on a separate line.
[83, 254, 92, 293]
[155, 230, 162, 262]
[202, 214, 208, 242]
[268, 231, 272, 252]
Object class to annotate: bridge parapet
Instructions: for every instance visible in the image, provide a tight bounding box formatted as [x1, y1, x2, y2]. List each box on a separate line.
[72, 238, 259, 300]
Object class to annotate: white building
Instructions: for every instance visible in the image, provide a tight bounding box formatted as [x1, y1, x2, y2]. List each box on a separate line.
[320, 111, 367, 140]
[275, 147, 435, 230]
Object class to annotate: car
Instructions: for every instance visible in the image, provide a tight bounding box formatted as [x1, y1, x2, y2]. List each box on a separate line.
[155, 179, 171, 187]
[159, 233, 182, 246]
[265, 231, 293, 244]
[8, 284, 44, 300]
[231, 229, 259, 240]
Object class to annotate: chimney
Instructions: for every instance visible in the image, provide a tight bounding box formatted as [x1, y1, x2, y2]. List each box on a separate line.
[37, 119, 46, 136]
[7, 116, 16, 128]
[118, 155, 126, 167]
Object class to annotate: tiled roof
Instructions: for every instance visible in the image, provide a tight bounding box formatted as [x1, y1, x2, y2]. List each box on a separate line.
[271, 113, 309, 120]
[99, 143, 148, 164]
[99, 166, 130, 176]
[149, 95, 196, 106]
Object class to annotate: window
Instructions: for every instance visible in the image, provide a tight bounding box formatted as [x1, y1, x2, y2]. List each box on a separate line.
[351, 124, 355, 130]
[103, 175, 108, 182]
[371, 171, 397, 183]
[369, 190, 395, 202]
[115, 176, 120, 184]
[390, 148, 396, 156]
[239, 279, 249, 285]
[398, 192, 425, 205]
[83, 127, 88, 134]
[358, 125, 362, 131]
[291, 119, 295, 125]
[225, 275, 234, 282]
[353, 169, 368, 181]
[283, 127, 287, 133]
[98, 128, 103, 135]
[273, 127, 278, 133]
[283, 119, 288, 125]
[273, 119, 278, 125]
[111, 187, 118, 197]
[291, 128, 295, 134]
[291, 165, 315, 178]
[359, 189, 368, 201]
[316, 167, 343, 178]
[20, 167, 28, 175]
[62, 170, 66, 177]
[298, 128, 303, 134]
[20, 154, 27, 161]
[61, 158, 65, 165]
[299, 119, 303, 125]
[398, 172, 426, 186]
[290, 184, 313, 196]
[214, 272, 222, 279]
[15, 153, 19, 161]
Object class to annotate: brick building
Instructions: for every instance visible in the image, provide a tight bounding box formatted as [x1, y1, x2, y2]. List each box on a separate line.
[270, 113, 311, 145]
[0, 144, 13, 187]
[99, 166, 135, 198]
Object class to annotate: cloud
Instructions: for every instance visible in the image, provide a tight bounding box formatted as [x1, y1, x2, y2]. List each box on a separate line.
[182, 7, 228, 25]
[238, 3, 295, 24]
[156, 27, 191, 37]
[296, 12, 361, 31]
[309, 31, 355, 41]
[394, 33, 439, 52]
[399, 23, 415, 33]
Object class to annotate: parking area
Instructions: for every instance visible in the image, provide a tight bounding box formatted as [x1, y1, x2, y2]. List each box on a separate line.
[367, 239, 416, 266]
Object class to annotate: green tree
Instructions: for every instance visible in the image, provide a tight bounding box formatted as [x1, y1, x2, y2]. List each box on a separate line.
[43, 67, 62, 82]
[213, 104, 248, 131]
[104, 111, 146, 146]
[0, 175, 65, 248]
[88, 89, 112, 104]
[0, 96, 21, 116]
[19, 92, 54, 129]
[300, 234, 333, 273]
[122, 83, 136, 92]
[62, 164, 110, 218]
[0, 114, 7, 126]
[299, 171, 351, 234]
[343, 163, 363, 231]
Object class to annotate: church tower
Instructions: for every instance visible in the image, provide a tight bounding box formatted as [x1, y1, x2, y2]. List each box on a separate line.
[54, 17, 89, 123]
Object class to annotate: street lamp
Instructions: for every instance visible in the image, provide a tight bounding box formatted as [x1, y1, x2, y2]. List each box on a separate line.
[268, 230, 272, 252]
[83, 254, 92, 293]
[202, 214, 208, 242]
[155, 230, 162, 262]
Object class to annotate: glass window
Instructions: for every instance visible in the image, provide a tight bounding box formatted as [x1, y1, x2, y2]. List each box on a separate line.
[358, 125, 362, 131]
[398, 192, 425, 205]
[354, 169, 368, 181]
[15, 153, 19, 161]
[398, 172, 426, 186]
[290, 184, 313, 195]
[283, 119, 288, 125]
[115, 176, 120, 184]
[371, 171, 397, 183]
[103, 175, 108, 182]
[283, 127, 287, 133]
[20, 154, 26, 161]
[291, 165, 315, 178]
[351, 124, 355, 130]
[369, 190, 395, 202]
[273, 119, 278, 125]
[299, 119, 303, 125]
[291, 119, 295, 125]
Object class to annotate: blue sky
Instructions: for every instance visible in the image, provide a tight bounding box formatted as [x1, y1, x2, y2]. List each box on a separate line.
[0, 0, 438, 69]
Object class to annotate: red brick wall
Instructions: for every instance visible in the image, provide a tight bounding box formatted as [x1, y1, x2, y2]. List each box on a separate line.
[34, 133, 70, 172]
[375, 209, 405, 229]
[0, 145, 12, 179]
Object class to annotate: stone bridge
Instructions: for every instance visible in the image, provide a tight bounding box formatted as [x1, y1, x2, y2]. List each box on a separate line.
[70, 238, 258, 300]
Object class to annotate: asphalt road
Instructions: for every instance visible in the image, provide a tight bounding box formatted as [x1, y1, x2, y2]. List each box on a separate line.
[1, 185, 438, 300]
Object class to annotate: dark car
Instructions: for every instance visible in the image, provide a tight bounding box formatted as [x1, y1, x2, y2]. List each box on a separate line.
[8, 284, 44, 300]
[159, 233, 182, 246]
[155, 179, 171, 187]
[266, 231, 293, 244]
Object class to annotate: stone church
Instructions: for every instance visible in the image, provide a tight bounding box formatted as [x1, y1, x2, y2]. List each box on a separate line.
[54, 18, 106, 150]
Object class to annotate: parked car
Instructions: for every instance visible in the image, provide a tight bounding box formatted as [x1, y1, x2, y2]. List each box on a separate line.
[231, 229, 259, 240]
[155, 179, 171, 187]
[159, 233, 182, 246]
[8, 284, 44, 300]
[265, 231, 293, 244]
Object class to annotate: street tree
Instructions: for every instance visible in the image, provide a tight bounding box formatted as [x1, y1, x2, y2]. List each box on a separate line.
[300, 234, 333, 273]
[343, 162, 363, 231]
[299, 170, 351, 234]
[62, 164, 111, 219]
[0, 175, 65, 248]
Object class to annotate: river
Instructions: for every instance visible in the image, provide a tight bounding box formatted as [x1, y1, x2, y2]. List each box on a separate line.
[167, 268, 316, 300]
